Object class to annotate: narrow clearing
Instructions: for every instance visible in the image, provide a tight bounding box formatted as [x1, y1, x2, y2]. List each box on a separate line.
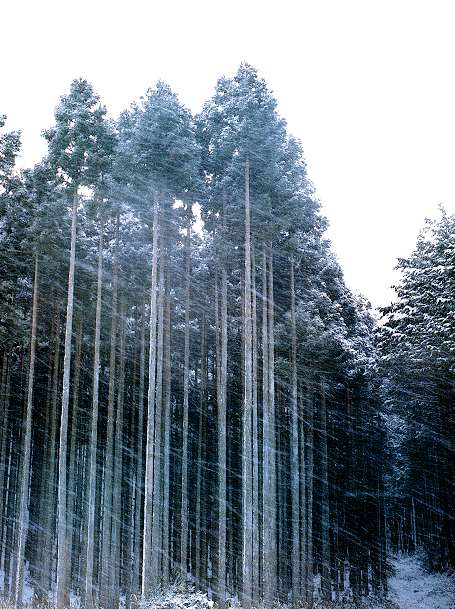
[388, 554, 455, 609]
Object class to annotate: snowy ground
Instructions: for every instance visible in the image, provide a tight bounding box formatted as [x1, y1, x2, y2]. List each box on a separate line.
[388, 553, 455, 609]
[2, 554, 455, 609]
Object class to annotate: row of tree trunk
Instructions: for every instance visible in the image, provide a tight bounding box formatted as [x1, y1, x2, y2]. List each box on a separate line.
[0, 184, 387, 608]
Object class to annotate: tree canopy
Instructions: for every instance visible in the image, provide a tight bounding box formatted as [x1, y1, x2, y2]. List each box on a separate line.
[0, 65, 452, 609]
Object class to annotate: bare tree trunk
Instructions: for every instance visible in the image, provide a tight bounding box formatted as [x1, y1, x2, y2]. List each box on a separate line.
[151, 239, 165, 583]
[13, 252, 39, 605]
[261, 243, 268, 601]
[242, 155, 253, 609]
[67, 314, 83, 596]
[215, 193, 228, 607]
[299, 386, 307, 602]
[320, 375, 331, 601]
[290, 254, 300, 605]
[143, 192, 159, 595]
[196, 312, 206, 588]
[85, 215, 104, 608]
[0, 347, 11, 568]
[181, 220, 191, 579]
[123, 316, 138, 609]
[263, 244, 276, 605]
[100, 214, 119, 609]
[215, 267, 221, 427]
[39, 301, 61, 598]
[133, 299, 146, 593]
[305, 375, 314, 608]
[56, 185, 78, 609]
[5, 418, 20, 599]
[251, 244, 259, 601]
[112, 293, 126, 607]
[162, 268, 171, 586]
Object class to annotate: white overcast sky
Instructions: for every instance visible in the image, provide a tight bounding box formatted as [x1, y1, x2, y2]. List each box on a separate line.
[3, 0, 455, 313]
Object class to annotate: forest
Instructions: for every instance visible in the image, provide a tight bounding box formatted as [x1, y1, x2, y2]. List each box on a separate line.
[0, 63, 453, 609]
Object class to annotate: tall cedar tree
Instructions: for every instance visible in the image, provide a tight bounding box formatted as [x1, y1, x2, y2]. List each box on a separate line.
[126, 81, 199, 594]
[43, 78, 116, 609]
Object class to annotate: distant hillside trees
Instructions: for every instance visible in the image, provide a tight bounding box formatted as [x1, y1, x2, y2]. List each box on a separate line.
[379, 207, 455, 571]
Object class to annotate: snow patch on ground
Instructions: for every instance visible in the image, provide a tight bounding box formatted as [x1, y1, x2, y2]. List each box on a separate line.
[2, 555, 454, 609]
[389, 553, 455, 609]
[140, 585, 214, 609]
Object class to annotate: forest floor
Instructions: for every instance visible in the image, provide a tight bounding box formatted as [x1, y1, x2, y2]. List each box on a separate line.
[2, 554, 455, 609]
[387, 553, 455, 609]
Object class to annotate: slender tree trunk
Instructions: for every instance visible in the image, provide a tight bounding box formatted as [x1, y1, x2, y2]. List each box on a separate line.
[411, 496, 417, 552]
[196, 312, 206, 587]
[56, 185, 79, 609]
[290, 254, 300, 605]
[67, 314, 83, 595]
[181, 220, 191, 579]
[133, 299, 146, 593]
[217, 252, 228, 604]
[5, 420, 20, 599]
[215, 266, 221, 428]
[0, 348, 11, 567]
[85, 215, 104, 608]
[263, 244, 276, 604]
[100, 214, 119, 609]
[306, 375, 314, 608]
[124, 313, 138, 609]
[143, 192, 159, 595]
[30, 318, 52, 591]
[0, 348, 8, 423]
[251, 243, 259, 601]
[162, 268, 172, 586]
[215, 191, 229, 602]
[112, 292, 126, 607]
[13, 252, 39, 605]
[320, 375, 331, 601]
[299, 386, 307, 602]
[242, 154, 253, 609]
[261, 243, 268, 601]
[40, 301, 61, 597]
[151, 240, 165, 583]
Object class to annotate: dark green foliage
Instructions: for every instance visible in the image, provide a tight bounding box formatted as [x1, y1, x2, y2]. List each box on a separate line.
[379, 207, 455, 571]
[0, 115, 21, 190]
[43, 78, 116, 188]
[0, 66, 416, 609]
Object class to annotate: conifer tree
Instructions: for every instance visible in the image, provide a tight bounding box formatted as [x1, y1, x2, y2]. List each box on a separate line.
[123, 80, 199, 594]
[43, 78, 115, 608]
[380, 208, 455, 570]
[12, 163, 64, 604]
[199, 63, 287, 606]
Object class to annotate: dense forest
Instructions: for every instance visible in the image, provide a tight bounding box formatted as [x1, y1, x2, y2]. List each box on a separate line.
[0, 64, 453, 609]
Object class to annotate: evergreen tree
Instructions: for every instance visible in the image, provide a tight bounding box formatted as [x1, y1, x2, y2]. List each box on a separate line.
[121, 80, 200, 594]
[43, 77, 116, 608]
[379, 208, 455, 570]
[11, 163, 65, 604]
[0, 115, 21, 188]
